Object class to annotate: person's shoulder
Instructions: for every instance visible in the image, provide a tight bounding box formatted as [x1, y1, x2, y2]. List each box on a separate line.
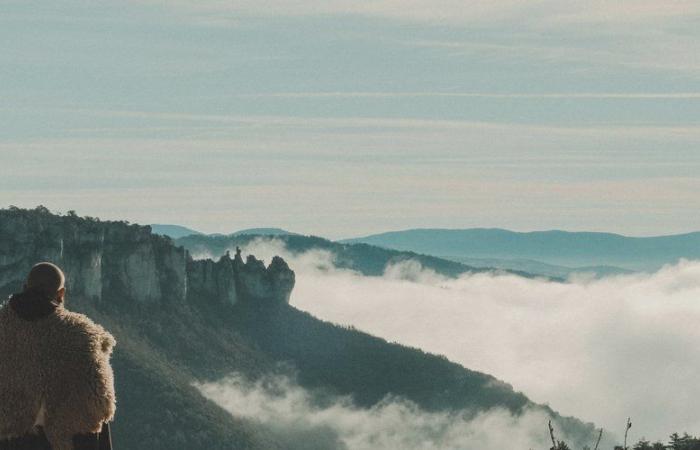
[50, 308, 116, 354]
[53, 308, 100, 330]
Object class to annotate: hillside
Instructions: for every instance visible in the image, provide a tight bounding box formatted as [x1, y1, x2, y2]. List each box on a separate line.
[149, 224, 203, 238]
[176, 233, 541, 280]
[151, 224, 295, 240]
[446, 256, 633, 279]
[343, 228, 700, 271]
[232, 227, 294, 236]
[0, 207, 599, 449]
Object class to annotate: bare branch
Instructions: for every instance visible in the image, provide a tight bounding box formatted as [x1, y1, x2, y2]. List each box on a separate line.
[623, 417, 632, 450]
[593, 428, 603, 450]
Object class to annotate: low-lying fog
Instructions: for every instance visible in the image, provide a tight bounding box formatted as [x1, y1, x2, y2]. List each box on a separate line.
[197, 372, 567, 450]
[211, 238, 700, 443]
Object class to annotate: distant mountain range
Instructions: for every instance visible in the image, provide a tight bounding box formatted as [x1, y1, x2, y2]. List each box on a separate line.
[232, 227, 295, 236]
[175, 233, 539, 280]
[150, 224, 293, 239]
[149, 224, 204, 238]
[447, 256, 634, 279]
[154, 223, 700, 276]
[159, 223, 700, 276]
[342, 228, 700, 272]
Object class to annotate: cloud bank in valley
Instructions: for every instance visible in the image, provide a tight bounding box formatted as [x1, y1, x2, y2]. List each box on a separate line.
[237, 238, 700, 441]
[196, 372, 562, 450]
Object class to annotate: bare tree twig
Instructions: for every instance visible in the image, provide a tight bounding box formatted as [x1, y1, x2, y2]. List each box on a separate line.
[548, 420, 557, 450]
[624, 417, 632, 450]
[593, 428, 603, 450]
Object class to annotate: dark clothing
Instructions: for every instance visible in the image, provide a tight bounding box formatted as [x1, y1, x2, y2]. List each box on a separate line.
[0, 423, 112, 450]
[74, 422, 112, 450]
[8, 289, 60, 321]
[0, 431, 50, 450]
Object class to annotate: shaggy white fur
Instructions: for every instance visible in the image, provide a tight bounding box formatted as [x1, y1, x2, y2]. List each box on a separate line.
[0, 304, 116, 450]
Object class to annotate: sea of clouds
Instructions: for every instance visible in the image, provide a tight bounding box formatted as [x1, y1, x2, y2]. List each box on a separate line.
[196, 372, 565, 450]
[201, 238, 700, 444]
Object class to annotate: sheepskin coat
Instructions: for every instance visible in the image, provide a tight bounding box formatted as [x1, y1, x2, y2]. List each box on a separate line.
[0, 301, 116, 450]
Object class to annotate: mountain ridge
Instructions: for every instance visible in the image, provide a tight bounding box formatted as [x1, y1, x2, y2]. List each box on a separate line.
[150, 223, 295, 239]
[0, 207, 602, 449]
[346, 227, 700, 239]
[175, 232, 545, 280]
[342, 228, 700, 271]
[149, 224, 204, 238]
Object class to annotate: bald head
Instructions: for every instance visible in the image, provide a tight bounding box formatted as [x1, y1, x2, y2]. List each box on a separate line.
[26, 262, 65, 299]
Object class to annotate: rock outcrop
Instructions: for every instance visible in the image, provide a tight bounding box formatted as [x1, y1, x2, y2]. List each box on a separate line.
[0, 207, 295, 307]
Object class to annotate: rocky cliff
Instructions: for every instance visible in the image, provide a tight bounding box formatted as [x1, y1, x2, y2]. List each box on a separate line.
[0, 206, 294, 306]
[0, 207, 602, 450]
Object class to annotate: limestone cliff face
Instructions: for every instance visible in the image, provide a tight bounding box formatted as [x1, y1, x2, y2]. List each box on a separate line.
[0, 207, 295, 307]
[186, 250, 294, 307]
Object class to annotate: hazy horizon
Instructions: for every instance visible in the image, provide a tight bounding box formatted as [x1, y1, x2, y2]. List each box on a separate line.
[149, 219, 700, 240]
[22, 210, 700, 241]
[2, 1, 699, 239]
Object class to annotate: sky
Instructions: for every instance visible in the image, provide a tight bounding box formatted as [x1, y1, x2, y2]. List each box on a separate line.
[1, 0, 699, 239]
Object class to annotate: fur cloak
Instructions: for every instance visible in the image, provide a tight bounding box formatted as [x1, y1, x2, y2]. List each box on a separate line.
[0, 302, 116, 450]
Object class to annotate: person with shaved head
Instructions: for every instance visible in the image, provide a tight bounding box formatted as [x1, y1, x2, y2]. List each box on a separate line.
[0, 263, 116, 450]
[13, 262, 66, 319]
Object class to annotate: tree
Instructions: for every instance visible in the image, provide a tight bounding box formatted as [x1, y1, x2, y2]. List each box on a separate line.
[548, 421, 571, 450]
[669, 433, 700, 450]
[634, 438, 666, 450]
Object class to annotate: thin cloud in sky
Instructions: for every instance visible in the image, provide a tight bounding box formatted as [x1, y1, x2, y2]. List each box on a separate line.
[152, 0, 700, 25]
[2, 0, 699, 236]
[141, 1, 700, 75]
[235, 92, 700, 99]
[404, 36, 700, 73]
[16, 107, 700, 139]
[2, 105, 699, 237]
